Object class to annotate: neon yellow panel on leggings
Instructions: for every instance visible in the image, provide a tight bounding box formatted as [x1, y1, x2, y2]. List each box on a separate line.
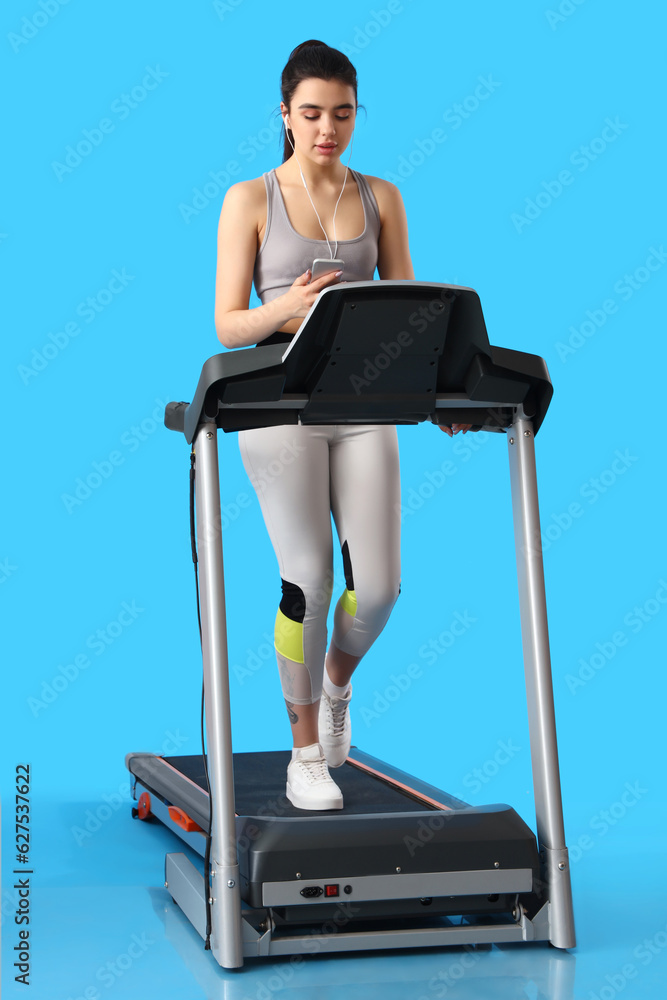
[274, 608, 304, 663]
[341, 588, 357, 617]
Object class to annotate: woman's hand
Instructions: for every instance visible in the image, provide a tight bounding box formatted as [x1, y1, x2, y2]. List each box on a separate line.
[283, 268, 344, 319]
[438, 423, 472, 436]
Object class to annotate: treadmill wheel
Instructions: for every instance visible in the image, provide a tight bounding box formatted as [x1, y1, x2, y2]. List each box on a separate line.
[137, 792, 152, 820]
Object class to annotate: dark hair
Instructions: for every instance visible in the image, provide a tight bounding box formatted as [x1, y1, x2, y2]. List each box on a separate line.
[278, 39, 364, 163]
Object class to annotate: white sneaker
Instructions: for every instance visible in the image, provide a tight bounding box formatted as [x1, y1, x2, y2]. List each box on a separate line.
[318, 684, 352, 768]
[286, 743, 344, 810]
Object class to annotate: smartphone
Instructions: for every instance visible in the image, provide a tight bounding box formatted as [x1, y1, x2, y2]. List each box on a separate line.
[310, 258, 345, 282]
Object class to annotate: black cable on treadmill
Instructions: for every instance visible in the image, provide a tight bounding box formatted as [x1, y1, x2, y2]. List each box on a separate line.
[190, 445, 214, 950]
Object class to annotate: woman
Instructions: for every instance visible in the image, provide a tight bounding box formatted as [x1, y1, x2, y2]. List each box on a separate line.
[214, 40, 467, 810]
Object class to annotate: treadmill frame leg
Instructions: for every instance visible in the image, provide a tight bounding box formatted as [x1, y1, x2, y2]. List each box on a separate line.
[190, 422, 244, 968]
[507, 415, 576, 949]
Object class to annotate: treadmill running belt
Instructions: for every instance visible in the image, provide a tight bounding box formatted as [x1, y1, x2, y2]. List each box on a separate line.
[162, 752, 439, 817]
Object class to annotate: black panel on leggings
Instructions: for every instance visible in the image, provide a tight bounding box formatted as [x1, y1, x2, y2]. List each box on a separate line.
[341, 540, 355, 592]
[279, 579, 306, 623]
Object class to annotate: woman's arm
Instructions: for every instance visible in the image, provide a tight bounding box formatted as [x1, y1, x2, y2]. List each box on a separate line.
[214, 182, 295, 349]
[214, 182, 343, 349]
[373, 179, 416, 281]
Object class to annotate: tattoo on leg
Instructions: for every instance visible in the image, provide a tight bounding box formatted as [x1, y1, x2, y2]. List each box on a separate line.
[285, 701, 299, 725]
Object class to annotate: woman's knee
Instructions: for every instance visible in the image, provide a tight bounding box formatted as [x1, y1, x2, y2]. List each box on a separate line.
[364, 580, 401, 624]
[332, 577, 401, 653]
[273, 574, 334, 705]
[273, 573, 333, 670]
[278, 571, 334, 623]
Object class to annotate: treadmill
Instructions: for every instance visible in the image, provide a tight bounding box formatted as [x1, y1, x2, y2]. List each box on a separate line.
[125, 280, 576, 968]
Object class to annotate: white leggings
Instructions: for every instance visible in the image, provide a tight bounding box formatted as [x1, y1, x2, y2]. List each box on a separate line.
[238, 422, 401, 705]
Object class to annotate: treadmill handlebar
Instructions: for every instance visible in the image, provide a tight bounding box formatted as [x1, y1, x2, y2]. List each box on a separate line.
[162, 282, 553, 443]
[165, 401, 188, 434]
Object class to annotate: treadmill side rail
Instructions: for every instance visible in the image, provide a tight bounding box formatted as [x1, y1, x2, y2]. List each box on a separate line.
[193, 424, 243, 968]
[508, 417, 576, 949]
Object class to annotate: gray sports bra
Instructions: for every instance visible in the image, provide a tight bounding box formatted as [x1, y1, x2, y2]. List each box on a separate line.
[253, 167, 381, 345]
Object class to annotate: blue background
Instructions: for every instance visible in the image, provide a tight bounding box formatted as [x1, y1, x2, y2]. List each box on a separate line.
[2, 1, 666, 998]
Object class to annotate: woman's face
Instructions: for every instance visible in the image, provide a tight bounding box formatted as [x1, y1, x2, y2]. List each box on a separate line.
[282, 77, 356, 164]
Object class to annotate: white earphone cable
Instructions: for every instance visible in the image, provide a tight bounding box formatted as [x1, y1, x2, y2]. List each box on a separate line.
[285, 119, 355, 260]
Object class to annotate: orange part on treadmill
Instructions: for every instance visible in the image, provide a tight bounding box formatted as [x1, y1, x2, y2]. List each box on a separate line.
[137, 791, 151, 820]
[168, 805, 204, 833]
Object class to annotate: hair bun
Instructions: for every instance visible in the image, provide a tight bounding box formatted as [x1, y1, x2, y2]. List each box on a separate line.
[288, 38, 326, 61]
